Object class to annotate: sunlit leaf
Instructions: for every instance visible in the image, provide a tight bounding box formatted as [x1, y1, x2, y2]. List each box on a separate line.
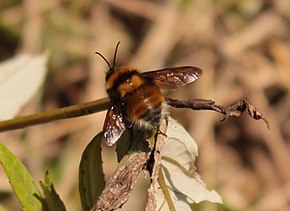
[0, 54, 48, 120]
[157, 117, 222, 210]
[163, 117, 198, 173]
[0, 143, 44, 210]
[157, 187, 193, 211]
[79, 132, 105, 211]
[40, 172, 66, 211]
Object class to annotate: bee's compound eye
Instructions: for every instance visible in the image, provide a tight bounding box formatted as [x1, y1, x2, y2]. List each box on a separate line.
[126, 79, 131, 83]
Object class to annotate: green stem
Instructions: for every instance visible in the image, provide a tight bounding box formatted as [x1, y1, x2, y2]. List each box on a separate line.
[0, 97, 109, 132]
[158, 168, 176, 211]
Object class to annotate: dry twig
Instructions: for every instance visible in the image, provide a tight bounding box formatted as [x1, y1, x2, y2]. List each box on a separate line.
[166, 98, 270, 129]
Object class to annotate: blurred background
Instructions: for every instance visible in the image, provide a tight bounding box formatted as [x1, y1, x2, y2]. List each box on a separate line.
[0, 0, 290, 210]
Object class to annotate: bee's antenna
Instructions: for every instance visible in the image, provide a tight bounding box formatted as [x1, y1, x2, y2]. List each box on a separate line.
[95, 51, 112, 70]
[95, 41, 121, 71]
[112, 41, 121, 69]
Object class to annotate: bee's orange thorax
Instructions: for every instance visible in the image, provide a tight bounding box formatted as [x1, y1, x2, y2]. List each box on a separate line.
[105, 67, 135, 90]
[118, 75, 144, 97]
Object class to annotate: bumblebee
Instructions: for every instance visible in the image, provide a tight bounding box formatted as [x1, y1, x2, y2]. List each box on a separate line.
[97, 43, 202, 146]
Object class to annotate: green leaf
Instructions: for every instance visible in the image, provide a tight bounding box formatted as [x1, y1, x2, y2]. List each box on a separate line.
[0, 143, 44, 211]
[157, 117, 222, 210]
[116, 127, 154, 162]
[116, 130, 131, 162]
[40, 171, 66, 211]
[79, 132, 105, 211]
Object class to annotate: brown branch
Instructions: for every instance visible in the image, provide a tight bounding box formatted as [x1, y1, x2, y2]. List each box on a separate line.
[166, 98, 270, 129]
[145, 118, 168, 211]
[92, 121, 167, 210]
[92, 119, 168, 211]
[92, 151, 151, 211]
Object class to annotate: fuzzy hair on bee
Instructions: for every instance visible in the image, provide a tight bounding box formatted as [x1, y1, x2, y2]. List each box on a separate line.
[96, 42, 202, 146]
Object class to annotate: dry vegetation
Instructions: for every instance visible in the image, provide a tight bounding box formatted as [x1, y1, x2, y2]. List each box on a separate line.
[0, 0, 290, 210]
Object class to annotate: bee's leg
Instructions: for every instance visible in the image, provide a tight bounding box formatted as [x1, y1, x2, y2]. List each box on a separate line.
[156, 127, 167, 138]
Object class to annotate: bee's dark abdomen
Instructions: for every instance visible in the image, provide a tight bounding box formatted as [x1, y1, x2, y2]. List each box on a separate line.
[122, 83, 164, 126]
[142, 106, 162, 125]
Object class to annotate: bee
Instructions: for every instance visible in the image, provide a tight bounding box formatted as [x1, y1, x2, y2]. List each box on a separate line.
[96, 42, 202, 146]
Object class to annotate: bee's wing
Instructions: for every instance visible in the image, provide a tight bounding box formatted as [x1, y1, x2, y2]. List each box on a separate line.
[103, 102, 127, 146]
[142, 66, 202, 90]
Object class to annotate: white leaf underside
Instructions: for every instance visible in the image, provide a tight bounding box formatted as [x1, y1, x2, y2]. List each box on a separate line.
[0, 54, 48, 120]
[157, 117, 222, 210]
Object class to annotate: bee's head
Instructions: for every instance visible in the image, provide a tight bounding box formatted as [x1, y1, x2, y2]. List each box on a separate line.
[95, 41, 121, 80]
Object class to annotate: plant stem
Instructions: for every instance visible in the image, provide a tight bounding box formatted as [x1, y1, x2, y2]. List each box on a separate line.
[0, 98, 109, 132]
